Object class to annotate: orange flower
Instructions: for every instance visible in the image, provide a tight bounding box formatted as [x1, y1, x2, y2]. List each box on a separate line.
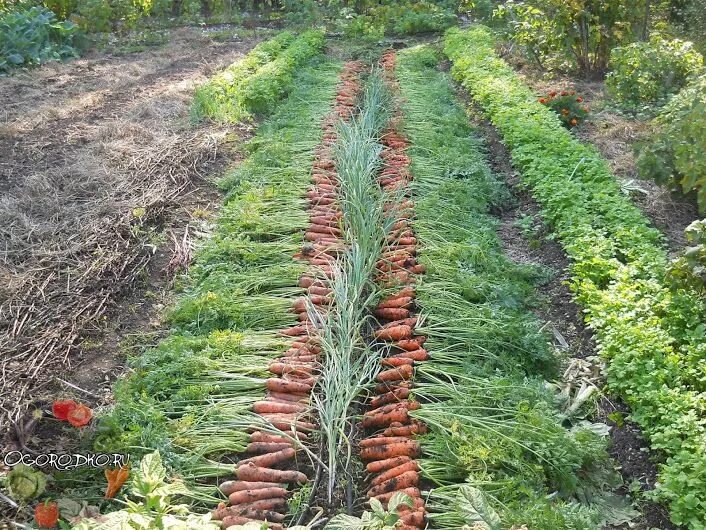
[576, 96, 583, 102]
[104, 465, 130, 499]
[561, 108, 569, 115]
[66, 403, 92, 427]
[570, 118, 578, 126]
[52, 400, 77, 421]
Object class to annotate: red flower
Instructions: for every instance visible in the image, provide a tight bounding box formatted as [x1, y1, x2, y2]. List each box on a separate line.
[576, 96, 583, 103]
[67, 403, 93, 427]
[538, 97, 547, 104]
[52, 400, 77, 421]
[35, 501, 59, 528]
[549, 91, 557, 97]
[561, 90, 569, 96]
[570, 90, 576, 95]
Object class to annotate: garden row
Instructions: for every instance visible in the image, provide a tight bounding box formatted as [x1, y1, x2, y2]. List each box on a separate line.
[192, 30, 325, 124]
[444, 26, 706, 528]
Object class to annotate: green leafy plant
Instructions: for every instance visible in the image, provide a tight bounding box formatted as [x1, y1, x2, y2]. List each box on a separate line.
[445, 25, 706, 528]
[0, 4, 78, 72]
[606, 36, 703, 111]
[327, 492, 413, 529]
[538, 89, 589, 127]
[636, 73, 706, 211]
[668, 219, 706, 295]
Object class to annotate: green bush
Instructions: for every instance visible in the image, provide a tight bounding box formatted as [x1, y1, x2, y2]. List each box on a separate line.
[445, 25, 706, 528]
[0, 4, 79, 72]
[637, 73, 706, 211]
[668, 219, 706, 295]
[343, 1, 455, 39]
[606, 36, 703, 110]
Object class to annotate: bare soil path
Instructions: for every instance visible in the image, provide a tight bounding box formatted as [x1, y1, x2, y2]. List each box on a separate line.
[0, 26, 264, 446]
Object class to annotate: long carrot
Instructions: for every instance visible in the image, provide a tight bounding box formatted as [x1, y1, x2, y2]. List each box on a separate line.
[237, 509, 285, 523]
[365, 455, 412, 474]
[359, 436, 410, 448]
[250, 431, 294, 444]
[362, 408, 412, 429]
[219, 481, 280, 495]
[371, 400, 420, 415]
[395, 337, 425, 351]
[377, 296, 413, 309]
[267, 363, 314, 378]
[265, 391, 309, 403]
[367, 470, 419, 497]
[370, 461, 420, 487]
[236, 463, 307, 484]
[265, 379, 312, 394]
[374, 380, 412, 394]
[382, 317, 417, 328]
[399, 509, 425, 527]
[392, 348, 429, 362]
[382, 422, 428, 437]
[370, 387, 411, 409]
[237, 448, 296, 469]
[246, 442, 293, 453]
[371, 487, 420, 504]
[229, 487, 288, 505]
[376, 365, 414, 383]
[381, 357, 414, 368]
[374, 308, 411, 320]
[279, 325, 309, 337]
[374, 325, 413, 341]
[360, 440, 420, 461]
[259, 415, 317, 432]
[307, 285, 332, 296]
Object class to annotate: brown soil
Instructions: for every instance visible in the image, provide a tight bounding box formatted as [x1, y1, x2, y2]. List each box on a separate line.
[0, 26, 263, 454]
[511, 62, 700, 254]
[469, 105, 676, 530]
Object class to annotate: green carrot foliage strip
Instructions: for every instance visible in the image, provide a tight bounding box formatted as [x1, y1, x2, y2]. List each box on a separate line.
[91, 59, 342, 508]
[397, 44, 622, 530]
[444, 26, 706, 528]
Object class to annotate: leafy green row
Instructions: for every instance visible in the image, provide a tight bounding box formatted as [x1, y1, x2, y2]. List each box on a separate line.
[192, 30, 325, 123]
[93, 60, 342, 510]
[396, 45, 619, 529]
[444, 26, 706, 528]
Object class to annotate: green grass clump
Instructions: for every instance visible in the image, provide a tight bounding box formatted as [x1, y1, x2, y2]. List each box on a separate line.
[444, 26, 706, 528]
[93, 59, 342, 509]
[192, 30, 325, 123]
[396, 44, 617, 529]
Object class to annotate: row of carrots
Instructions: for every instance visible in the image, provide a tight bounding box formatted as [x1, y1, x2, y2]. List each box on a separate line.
[360, 50, 428, 530]
[211, 61, 365, 530]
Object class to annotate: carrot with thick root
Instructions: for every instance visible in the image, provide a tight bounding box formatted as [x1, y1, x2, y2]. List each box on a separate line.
[375, 325, 413, 341]
[250, 431, 297, 444]
[374, 307, 411, 320]
[370, 461, 420, 487]
[362, 407, 413, 429]
[392, 348, 428, 362]
[258, 414, 316, 432]
[372, 400, 420, 415]
[367, 470, 419, 497]
[219, 481, 280, 495]
[253, 401, 308, 415]
[237, 448, 295, 469]
[236, 463, 307, 484]
[267, 363, 315, 377]
[395, 337, 425, 350]
[374, 380, 412, 394]
[365, 455, 412, 474]
[360, 436, 410, 448]
[265, 391, 309, 404]
[371, 487, 420, 504]
[370, 387, 411, 409]
[382, 422, 428, 437]
[360, 440, 420, 461]
[246, 442, 292, 453]
[399, 509, 425, 527]
[381, 357, 414, 368]
[265, 378, 312, 394]
[377, 365, 414, 383]
[228, 487, 287, 505]
[237, 509, 285, 523]
[377, 296, 413, 309]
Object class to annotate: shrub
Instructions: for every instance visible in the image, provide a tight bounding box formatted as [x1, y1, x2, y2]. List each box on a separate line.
[342, 1, 455, 39]
[668, 219, 706, 295]
[637, 73, 706, 211]
[606, 36, 703, 111]
[0, 4, 78, 72]
[538, 89, 589, 128]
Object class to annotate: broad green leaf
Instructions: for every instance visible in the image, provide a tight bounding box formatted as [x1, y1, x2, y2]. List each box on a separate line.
[457, 485, 501, 530]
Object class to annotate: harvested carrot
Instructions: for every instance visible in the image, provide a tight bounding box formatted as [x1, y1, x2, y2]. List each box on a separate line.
[410, 264, 426, 275]
[381, 357, 414, 368]
[400, 509, 425, 527]
[228, 487, 288, 505]
[360, 440, 420, 461]
[392, 348, 429, 362]
[267, 363, 314, 378]
[360, 436, 410, 448]
[265, 379, 312, 394]
[370, 461, 420, 487]
[374, 381, 412, 394]
[366, 455, 412, 473]
[307, 285, 332, 297]
[237, 448, 296, 469]
[219, 481, 280, 495]
[374, 307, 411, 320]
[362, 408, 413, 429]
[374, 325, 413, 341]
[382, 422, 428, 437]
[371, 487, 420, 504]
[398, 237, 417, 246]
[395, 337, 425, 350]
[370, 387, 411, 409]
[383, 317, 417, 328]
[367, 470, 419, 497]
[250, 431, 295, 444]
[237, 509, 285, 523]
[371, 400, 420, 415]
[279, 325, 308, 337]
[246, 442, 292, 453]
[377, 296, 413, 309]
[259, 416, 317, 432]
[236, 463, 307, 484]
[376, 365, 414, 383]
[266, 391, 308, 403]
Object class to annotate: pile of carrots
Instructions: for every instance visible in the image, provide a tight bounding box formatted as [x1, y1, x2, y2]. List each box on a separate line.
[359, 50, 429, 530]
[211, 62, 364, 530]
